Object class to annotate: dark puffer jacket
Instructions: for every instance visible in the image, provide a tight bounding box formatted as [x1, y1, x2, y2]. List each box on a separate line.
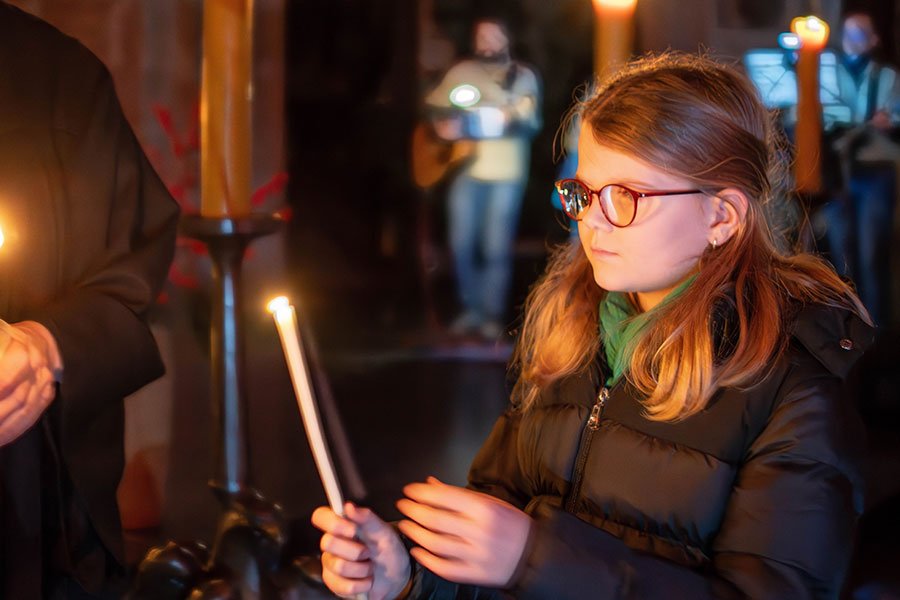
[409, 304, 873, 599]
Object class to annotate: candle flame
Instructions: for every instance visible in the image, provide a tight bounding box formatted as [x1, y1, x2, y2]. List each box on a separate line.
[267, 295, 290, 314]
[805, 16, 824, 31]
[791, 15, 829, 49]
[0, 223, 4, 249]
[268, 296, 295, 325]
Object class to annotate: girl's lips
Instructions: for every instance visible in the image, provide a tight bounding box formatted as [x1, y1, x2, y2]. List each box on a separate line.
[591, 247, 618, 257]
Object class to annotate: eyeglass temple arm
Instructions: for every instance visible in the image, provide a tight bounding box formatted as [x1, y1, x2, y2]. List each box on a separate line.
[639, 189, 702, 198]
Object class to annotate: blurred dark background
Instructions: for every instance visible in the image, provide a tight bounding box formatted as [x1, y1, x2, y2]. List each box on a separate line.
[7, 0, 900, 597]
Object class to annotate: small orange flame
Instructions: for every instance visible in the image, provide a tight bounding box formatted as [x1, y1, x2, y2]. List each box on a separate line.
[791, 16, 829, 50]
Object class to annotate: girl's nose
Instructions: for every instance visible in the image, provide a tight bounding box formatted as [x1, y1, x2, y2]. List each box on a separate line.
[580, 198, 615, 232]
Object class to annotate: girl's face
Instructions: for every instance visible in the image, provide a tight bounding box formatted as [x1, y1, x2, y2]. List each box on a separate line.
[576, 131, 715, 310]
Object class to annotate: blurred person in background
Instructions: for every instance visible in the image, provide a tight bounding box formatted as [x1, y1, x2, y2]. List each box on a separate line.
[0, 4, 179, 598]
[312, 53, 873, 599]
[423, 17, 541, 341]
[822, 11, 900, 328]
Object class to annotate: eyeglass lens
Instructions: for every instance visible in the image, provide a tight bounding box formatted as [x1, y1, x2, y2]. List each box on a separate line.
[557, 180, 635, 225]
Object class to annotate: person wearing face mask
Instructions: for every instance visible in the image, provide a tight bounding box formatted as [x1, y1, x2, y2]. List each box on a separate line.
[821, 11, 900, 328]
[422, 17, 541, 341]
[312, 53, 873, 599]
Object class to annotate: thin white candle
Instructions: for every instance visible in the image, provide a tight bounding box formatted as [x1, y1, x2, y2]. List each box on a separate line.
[268, 297, 370, 600]
[268, 296, 345, 515]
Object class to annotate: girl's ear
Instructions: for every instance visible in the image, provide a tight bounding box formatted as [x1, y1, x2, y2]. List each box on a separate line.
[707, 188, 748, 246]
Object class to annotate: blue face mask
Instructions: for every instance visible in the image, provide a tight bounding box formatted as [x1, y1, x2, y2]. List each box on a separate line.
[844, 51, 871, 73]
[844, 28, 870, 47]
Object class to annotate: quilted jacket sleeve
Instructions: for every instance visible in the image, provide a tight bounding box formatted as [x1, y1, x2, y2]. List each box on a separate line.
[467, 406, 534, 509]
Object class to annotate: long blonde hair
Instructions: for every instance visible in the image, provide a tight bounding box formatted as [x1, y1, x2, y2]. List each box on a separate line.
[512, 53, 869, 420]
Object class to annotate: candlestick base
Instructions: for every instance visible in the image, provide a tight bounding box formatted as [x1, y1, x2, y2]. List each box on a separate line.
[129, 487, 331, 599]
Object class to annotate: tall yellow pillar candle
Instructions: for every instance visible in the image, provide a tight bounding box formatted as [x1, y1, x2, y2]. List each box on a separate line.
[593, 0, 637, 79]
[201, 0, 254, 217]
[792, 16, 829, 195]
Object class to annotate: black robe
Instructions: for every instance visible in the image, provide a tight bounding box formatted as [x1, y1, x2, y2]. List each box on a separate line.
[0, 4, 180, 597]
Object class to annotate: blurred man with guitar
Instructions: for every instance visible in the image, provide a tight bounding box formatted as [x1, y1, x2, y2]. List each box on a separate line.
[417, 17, 541, 340]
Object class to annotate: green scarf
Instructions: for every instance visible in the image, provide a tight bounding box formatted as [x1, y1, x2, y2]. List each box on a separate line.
[598, 276, 696, 386]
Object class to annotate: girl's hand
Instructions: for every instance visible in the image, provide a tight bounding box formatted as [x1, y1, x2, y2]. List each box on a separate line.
[396, 476, 532, 588]
[311, 503, 411, 600]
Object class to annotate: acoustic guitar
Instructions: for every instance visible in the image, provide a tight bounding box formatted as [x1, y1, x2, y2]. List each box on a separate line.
[410, 121, 475, 189]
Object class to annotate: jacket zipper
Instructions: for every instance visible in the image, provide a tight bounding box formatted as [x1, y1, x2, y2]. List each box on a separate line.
[564, 386, 608, 513]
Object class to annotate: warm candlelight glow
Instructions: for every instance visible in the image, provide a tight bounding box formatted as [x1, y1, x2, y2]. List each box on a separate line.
[593, 0, 637, 11]
[791, 16, 830, 50]
[0, 223, 4, 250]
[592, 0, 637, 78]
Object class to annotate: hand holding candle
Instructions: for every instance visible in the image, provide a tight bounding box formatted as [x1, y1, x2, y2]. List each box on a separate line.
[312, 503, 411, 600]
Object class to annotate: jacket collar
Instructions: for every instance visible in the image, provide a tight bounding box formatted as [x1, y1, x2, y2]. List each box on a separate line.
[790, 304, 875, 378]
[587, 300, 874, 391]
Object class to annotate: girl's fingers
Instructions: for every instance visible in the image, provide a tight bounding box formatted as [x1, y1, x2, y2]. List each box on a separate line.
[395, 498, 477, 539]
[397, 518, 469, 561]
[345, 503, 393, 540]
[320, 532, 371, 562]
[321, 552, 375, 580]
[311, 506, 358, 539]
[402, 479, 487, 515]
[321, 567, 373, 598]
[409, 546, 471, 584]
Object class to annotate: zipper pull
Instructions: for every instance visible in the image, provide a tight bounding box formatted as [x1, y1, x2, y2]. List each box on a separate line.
[587, 387, 609, 430]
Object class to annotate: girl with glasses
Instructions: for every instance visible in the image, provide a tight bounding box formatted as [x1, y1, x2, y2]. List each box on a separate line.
[312, 53, 872, 599]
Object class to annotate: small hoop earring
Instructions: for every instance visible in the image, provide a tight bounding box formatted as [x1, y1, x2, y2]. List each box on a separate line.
[712, 238, 718, 249]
